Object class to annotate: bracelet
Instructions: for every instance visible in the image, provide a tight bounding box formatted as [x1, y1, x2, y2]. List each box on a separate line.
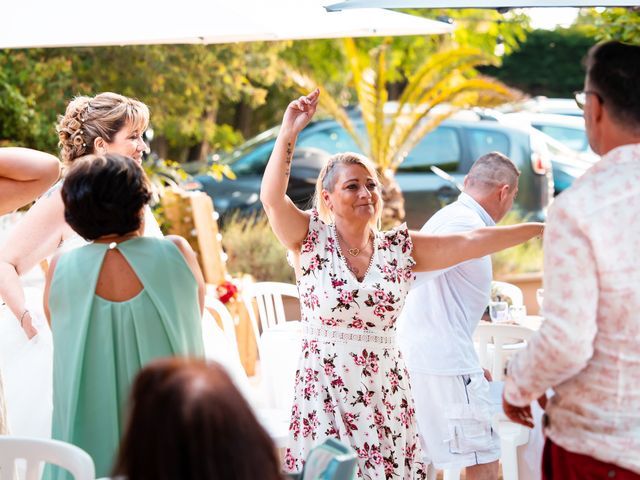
[19, 309, 30, 327]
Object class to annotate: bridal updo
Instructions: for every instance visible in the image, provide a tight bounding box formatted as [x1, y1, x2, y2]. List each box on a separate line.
[56, 92, 150, 164]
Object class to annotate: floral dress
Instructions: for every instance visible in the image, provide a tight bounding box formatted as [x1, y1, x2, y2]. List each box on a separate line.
[284, 211, 427, 480]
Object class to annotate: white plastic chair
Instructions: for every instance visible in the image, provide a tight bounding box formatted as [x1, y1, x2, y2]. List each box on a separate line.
[0, 436, 95, 480]
[491, 281, 524, 307]
[473, 323, 536, 480]
[243, 281, 300, 352]
[204, 289, 238, 347]
[243, 282, 301, 411]
[204, 287, 290, 448]
[474, 323, 534, 381]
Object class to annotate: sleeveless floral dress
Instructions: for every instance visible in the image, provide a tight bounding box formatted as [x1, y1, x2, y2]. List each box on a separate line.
[284, 211, 427, 480]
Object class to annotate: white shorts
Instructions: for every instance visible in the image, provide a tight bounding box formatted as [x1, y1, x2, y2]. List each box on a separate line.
[410, 371, 500, 470]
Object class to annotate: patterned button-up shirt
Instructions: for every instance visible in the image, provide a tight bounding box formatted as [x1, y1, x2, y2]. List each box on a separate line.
[504, 143, 640, 473]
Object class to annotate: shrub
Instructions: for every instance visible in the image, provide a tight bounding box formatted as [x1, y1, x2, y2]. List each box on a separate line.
[221, 212, 295, 283]
[491, 211, 543, 276]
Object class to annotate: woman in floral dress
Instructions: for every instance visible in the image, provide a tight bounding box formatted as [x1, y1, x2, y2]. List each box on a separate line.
[260, 89, 544, 479]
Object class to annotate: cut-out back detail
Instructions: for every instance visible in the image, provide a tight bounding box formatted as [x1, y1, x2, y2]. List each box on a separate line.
[94, 248, 144, 302]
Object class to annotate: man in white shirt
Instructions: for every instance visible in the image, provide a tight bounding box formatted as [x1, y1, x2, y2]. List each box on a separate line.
[398, 151, 520, 479]
[503, 40, 640, 479]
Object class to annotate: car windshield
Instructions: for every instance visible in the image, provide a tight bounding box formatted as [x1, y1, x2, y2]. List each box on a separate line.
[533, 124, 589, 153]
[221, 126, 280, 165]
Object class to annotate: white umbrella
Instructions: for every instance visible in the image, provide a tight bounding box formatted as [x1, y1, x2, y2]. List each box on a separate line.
[1, 0, 453, 49]
[325, 0, 635, 11]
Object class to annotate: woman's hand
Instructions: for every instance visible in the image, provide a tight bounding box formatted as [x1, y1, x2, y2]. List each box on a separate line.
[281, 89, 320, 136]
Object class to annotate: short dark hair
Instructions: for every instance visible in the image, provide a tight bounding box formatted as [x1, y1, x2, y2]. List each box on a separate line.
[61, 154, 151, 241]
[112, 357, 283, 480]
[586, 41, 640, 129]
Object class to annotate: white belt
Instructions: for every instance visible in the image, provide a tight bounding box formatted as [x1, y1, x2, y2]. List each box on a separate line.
[302, 323, 396, 346]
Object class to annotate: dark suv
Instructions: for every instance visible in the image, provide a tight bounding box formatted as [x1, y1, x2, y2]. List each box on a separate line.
[191, 111, 555, 228]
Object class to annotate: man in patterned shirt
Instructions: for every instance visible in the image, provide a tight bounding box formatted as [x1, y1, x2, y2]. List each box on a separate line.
[503, 40, 640, 479]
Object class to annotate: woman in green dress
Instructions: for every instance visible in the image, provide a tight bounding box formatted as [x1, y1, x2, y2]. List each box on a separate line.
[43, 153, 205, 479]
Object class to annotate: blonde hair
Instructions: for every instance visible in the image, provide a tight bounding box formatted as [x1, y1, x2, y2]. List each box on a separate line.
[56, 92, 150, 165]
[313, 152, 382, 229]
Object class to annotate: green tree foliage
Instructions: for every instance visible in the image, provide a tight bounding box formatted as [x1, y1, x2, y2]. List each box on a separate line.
[0, 43, 285, 161]
[483, 28, 595, 97]
[575, 7, 640, 44]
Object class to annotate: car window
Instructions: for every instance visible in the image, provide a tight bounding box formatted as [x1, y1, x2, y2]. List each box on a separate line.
[533, 125, 588, 152]
[297, 125, 363, 154]
[230, 141, 274, 176]
[398, 127, 461, 172]
[467, 128, 510, 159]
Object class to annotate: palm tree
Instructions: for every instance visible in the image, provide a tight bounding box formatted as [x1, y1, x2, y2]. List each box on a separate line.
[291, 38, 516, 227]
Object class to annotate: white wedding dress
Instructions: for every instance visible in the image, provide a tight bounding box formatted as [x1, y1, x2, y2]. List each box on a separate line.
[0, 207, 251, 442]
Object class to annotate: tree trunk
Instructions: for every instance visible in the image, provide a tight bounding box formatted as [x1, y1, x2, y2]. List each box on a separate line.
[190, 101, 219, 162]
[234, 100, 254, 138]
[379, 169, 405, 230]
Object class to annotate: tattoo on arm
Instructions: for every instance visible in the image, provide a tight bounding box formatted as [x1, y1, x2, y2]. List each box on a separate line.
[285, 142, 293, 177]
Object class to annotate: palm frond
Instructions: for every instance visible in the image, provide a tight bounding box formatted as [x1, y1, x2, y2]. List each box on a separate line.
[388, 78, 515, 169]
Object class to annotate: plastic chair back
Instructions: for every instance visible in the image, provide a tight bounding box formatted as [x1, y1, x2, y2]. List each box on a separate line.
[242, 281, 299, 356]
[474, 323, 535, 381]
[204, 290, 238, 346]
[491, 281, 524, 307]
[0, 436, 95, 480]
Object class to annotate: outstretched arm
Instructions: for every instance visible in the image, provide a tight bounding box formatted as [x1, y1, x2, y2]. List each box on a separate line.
[0, 148, 60, 216]
[411, 222, 544, 272]
[260, 89, 320, 251]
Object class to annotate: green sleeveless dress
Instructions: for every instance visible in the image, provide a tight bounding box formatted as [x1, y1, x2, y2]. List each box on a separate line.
[46, 237, 204, 479]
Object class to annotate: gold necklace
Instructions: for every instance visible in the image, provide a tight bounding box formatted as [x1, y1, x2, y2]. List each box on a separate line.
[335, 227, 372, 257]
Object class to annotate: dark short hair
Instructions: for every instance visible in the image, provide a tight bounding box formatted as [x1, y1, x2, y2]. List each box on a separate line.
[586, 41, 640, 129]
[112, 357, 283, 480]
[61, 154, 151, 241]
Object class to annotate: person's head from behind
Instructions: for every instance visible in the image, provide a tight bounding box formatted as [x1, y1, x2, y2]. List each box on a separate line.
[464, 151, 520, 223]
[582, 41, 640, 155]
[314, 152, 383, 229]
[61, 154, 151, 241]
[113, 357, 282, 480]
[57, 92, 150, 165]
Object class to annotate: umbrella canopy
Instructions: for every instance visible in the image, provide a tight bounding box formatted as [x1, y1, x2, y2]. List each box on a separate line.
[326, 0, 635, 11]
[1, 0, 453, 49]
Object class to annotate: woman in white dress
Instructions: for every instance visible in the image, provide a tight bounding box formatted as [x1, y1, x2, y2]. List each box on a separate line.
[0, 92, 249, 440]
[0, 147, 60, 435]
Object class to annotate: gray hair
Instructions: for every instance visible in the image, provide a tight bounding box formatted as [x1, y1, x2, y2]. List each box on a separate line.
[465, 151, 520, 191]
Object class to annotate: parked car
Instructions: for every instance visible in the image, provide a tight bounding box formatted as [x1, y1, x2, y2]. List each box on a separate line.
[190, 110, 557, 229]
[504, 96, 583, 117]
[504, 112, 595, 193]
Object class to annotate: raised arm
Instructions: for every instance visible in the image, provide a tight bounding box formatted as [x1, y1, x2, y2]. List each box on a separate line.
[0, 148, 60, 216]
[260, 89, 320, 251]
[411, 222, 544, 272]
